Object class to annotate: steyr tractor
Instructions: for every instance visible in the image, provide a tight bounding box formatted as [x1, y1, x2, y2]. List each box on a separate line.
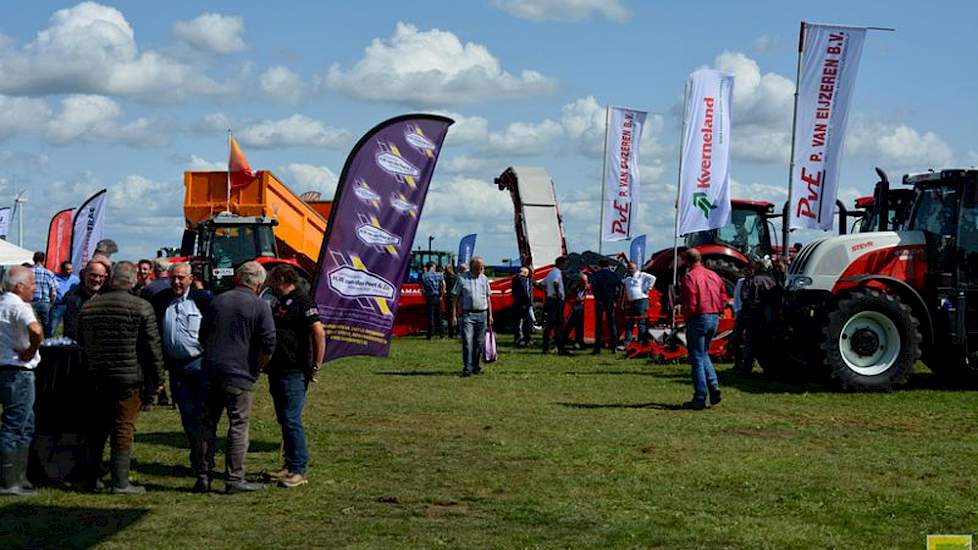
[780, 168, 978, 390]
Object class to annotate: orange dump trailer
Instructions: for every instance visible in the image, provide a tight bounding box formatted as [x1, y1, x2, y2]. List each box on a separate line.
[182, 171, 329, 287]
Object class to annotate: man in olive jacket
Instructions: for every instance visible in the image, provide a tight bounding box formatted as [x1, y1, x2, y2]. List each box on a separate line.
[78, 261, 164, 494]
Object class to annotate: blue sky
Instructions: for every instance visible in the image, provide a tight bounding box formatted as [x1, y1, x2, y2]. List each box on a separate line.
[1, 0, 975, 263]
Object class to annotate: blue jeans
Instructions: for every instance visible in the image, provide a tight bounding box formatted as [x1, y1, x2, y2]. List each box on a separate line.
[687, 314, 719, 401]
[51, 304, 66, 336]
[32, 301, 52, 338]
[0, 370, 35, 452]
[169, 365, 210, 477]
[623, 298, 649, 345]
[461, 311, 487, 373]
[268, 372, 309, 475]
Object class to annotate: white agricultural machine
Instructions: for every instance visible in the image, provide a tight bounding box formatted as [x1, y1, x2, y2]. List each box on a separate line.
[775, 168, 978, 390]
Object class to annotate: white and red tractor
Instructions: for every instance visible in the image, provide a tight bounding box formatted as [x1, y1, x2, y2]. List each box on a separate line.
[777, 169, 978, 390]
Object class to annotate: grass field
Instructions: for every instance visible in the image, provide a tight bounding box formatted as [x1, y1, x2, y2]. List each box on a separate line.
[3, 336, 978, 549]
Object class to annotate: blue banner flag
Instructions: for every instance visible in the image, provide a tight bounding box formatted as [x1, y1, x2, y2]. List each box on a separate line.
[629, 234, 646, 268]
[457, 233, 476, 269]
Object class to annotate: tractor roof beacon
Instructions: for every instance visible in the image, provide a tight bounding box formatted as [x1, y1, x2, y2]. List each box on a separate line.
[779, 169, 978, 391]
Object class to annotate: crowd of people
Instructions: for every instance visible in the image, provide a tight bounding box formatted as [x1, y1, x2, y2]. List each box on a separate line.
[444, 250, 732, 410]
[0, 253, 325, 496]
[0, 244, 780, 497]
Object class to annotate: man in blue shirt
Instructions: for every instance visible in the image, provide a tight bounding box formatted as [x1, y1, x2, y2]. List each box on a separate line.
[420, 262, 445, 339]
[452, 257, 493, 376]
[150, 262, 212, 492]
[30, 252, 57, 338]
[52, 260, 79, 336]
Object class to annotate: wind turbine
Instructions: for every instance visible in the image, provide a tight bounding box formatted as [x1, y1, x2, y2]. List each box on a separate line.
[12, 190, 27, 248]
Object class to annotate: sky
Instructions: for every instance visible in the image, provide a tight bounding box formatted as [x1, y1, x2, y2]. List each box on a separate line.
[0, 0, 975, 265]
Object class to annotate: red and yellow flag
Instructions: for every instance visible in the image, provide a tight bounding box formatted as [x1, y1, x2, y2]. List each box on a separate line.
[229, 135, 255, 189]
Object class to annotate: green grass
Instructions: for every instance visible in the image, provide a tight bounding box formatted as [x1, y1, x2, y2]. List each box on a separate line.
[4, 336, 978, 549]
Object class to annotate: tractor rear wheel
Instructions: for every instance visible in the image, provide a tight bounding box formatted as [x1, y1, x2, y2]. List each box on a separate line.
[822, 289, 921, 391]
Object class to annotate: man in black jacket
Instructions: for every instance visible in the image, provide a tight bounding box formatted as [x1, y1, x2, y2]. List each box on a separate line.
[512, 266, 533, 347]
[589, 259, 622, 354]
[150, 262, 213, 492]
[199, 261, 276, 493]
[78, 261, 164, 494]
[262, 265, 325, 489]
[63, 259, 108, 340]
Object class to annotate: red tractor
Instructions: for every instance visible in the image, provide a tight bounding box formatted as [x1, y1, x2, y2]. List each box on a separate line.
[779, 168, 977, 390]
[646, 199, 779, 294]
[620, 200, 780, 361]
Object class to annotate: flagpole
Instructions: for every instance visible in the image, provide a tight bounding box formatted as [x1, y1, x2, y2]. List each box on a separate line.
[598, 104, 610, 255]
[672, 80, 690, 291]
[783, 21, 805, 255]
[670, 81, 690, 330]
[226, 129, 232, 214]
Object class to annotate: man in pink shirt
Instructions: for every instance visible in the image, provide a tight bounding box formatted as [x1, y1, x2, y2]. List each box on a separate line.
[680, 249, 727, 410]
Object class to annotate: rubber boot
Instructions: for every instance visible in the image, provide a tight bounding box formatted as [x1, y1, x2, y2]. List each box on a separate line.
[109, 450, 145, 495]
[0, 450, 34, 496]
[15, 447, 33, 491]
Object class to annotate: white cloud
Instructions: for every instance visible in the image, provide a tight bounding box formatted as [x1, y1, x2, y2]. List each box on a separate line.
[967, 151, 978, 167]
[440, 155, 497, 176]
[182, 154, 225, 171]
[430, 111, 490, 146]
[323, 22, 557, 107]
[485, 119, 564, 156]
[0, 2, 232, 100]
[45, 94, 166, 146]
[173, 13, 246, 54]
[279, 163, 338, 196]
[417, 176, 515, 245]
[0, 95, 52, 139]
[846, 117, 953, 168]
[493, 0, 632, 22]
[259, 65, 306, 103]
[229, 114, 352, 149]
[751, 34, 778, 53]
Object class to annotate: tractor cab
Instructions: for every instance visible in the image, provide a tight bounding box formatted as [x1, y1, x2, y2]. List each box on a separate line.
[181, 213, 279, 292]
[684, 200, 776, 259]
[405, 249, 456, 283]
[854, 168, 916, 233]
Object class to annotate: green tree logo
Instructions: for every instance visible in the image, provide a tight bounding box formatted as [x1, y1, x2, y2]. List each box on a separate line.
[692, 192, 716, 219]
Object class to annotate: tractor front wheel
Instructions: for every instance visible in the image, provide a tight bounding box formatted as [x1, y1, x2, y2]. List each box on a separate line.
[822, 289, 920, 391]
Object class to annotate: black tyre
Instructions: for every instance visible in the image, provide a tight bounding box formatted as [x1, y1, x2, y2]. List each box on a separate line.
[822, 289, 921, 391]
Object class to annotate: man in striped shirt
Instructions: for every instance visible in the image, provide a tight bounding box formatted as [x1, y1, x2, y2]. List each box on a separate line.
[31, 252, 57, 338]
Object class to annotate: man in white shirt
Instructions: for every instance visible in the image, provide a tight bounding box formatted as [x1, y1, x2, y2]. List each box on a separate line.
[621, 262, 656, 348]
[540, 256, 570, 355]
[0, 266, 43, 496]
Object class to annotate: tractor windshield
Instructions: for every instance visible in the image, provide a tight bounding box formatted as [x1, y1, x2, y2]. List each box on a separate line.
[909, 186, 959, 236]
[209, 225, 276, 269]
[686, 209, 771, 257]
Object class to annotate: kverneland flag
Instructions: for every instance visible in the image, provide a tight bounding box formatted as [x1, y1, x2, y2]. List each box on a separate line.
[789, 22, 867, 231]
[601, 106, 647, 242]
[45, 208, 74, 271]
[678, 69, 734, 236]
[313, 114, 453, 362]
[0, 207, 10, 239]
[71, 189, 107, 269]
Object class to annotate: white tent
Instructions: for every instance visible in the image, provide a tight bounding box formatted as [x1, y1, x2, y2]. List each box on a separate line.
[0, 238, 33, 266]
